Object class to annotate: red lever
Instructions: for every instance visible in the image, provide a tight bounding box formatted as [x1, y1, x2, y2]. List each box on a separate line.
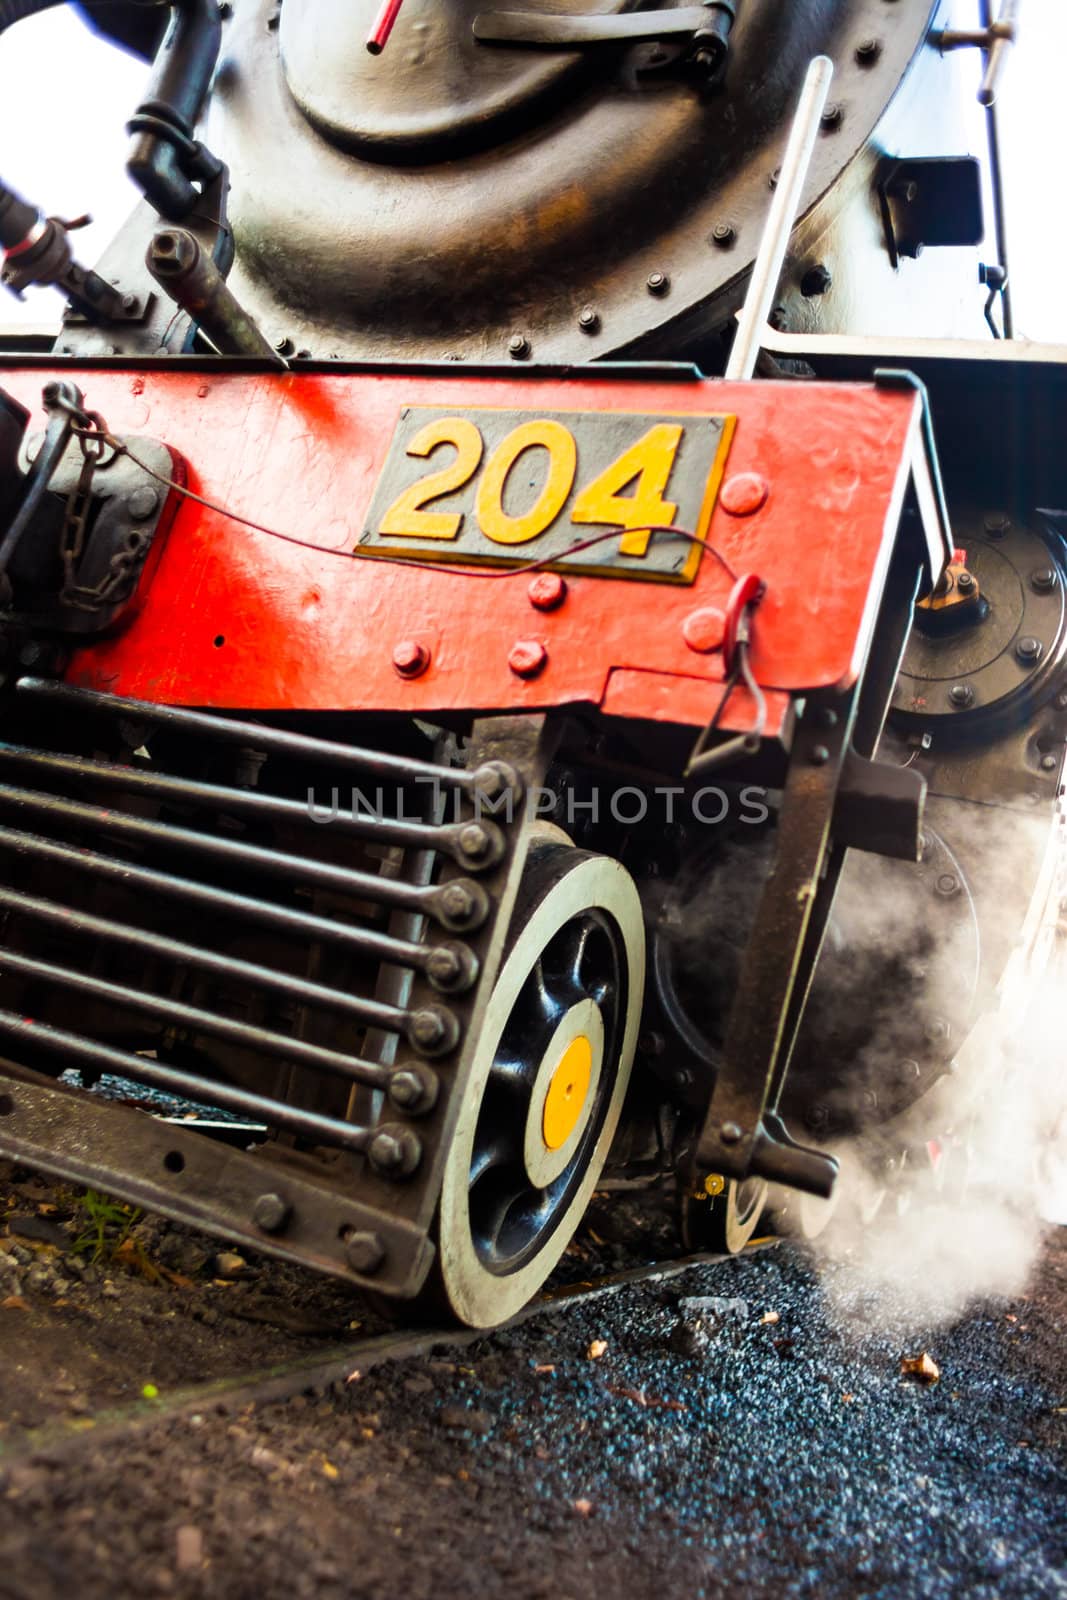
[366, 0, 405, 54]
[722, 572, 765, 674]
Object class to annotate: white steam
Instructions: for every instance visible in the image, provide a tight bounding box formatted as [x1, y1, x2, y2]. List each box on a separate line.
[784, 799, 1067, 1325]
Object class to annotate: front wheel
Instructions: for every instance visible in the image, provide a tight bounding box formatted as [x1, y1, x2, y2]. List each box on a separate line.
[436, 842, 645, 1327]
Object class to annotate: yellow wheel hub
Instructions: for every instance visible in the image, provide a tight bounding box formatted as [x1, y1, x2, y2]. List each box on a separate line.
[541, 1034, 593, 1151]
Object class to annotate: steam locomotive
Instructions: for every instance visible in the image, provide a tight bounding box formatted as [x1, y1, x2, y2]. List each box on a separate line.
[0, 0, 1061, 1325]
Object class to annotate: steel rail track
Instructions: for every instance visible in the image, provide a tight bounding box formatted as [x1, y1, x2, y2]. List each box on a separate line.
[0, 1242, 777, 1465]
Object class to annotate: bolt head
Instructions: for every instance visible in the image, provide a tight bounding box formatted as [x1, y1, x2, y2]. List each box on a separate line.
[1041, 753, 1059, 772]
[577, 307, 600, 333]
[368, 1127, 421, 1177]
[252, 1192, 291, 1234]
[820, 103, 844, 130]
[343, 1230, 385, 1275]
[955, 570, 975, 592]
[458, 822, 490, 859]
[711, 223, 735, 247]
[949, 683, 974, 708]
[1032, 568, 1057, 592]
[508, 334, 530, 359]
[935, 873, 959, 897]
[439, 881, 475, 921]
[409, 1008, 446, 1050]
[1016, 636, 1043, 663]
[392, 638, 430, 678]
[528, 572, 567, 611]
[508, 638, 548, 678]
[811, 744, 831, 766]
[855, 37, 881, 63]
[646, 271, 670, 295]
[128, 486, 159, 521]
[984, 511, 1010, 537]
[719, 1121, 743, 1145]
[426, 944, 462, 986]
[388, 1066, 437, 1113]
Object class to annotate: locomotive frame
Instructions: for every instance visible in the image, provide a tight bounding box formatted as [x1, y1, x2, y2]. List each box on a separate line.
[0, 0, 1063, 1325]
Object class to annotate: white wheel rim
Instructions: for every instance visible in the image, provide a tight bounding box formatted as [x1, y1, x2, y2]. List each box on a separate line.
[438, 851, 644, 1327]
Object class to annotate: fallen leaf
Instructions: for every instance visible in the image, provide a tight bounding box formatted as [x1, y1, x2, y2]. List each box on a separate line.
[1, 1295, 28, 1311]
[607, 1384, 686, 1412]
[533, 1364, 555, 1375]
[346, 1369, 363, 1384]
[160, 1269, 197, 1291]
[760, 1311, 780, 1325]
[573, 1499, 593, 1517]
[321, 1458, 339, 1480]
[587, 1339, 608, 1360]
[900, 1352, 940, 1385]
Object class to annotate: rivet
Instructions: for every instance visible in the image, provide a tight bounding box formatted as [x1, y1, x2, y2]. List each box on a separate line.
[711, 223, 735, 248]
[1041, 753, 1059, 772]
[682, 607, 726, 653]
[342, 1230, 384, 1274]
[577, 307, 600, 333]
[720, 472, 769, 516]
[646, 271, 670, 296]
[811, 745, 830, 765]
[508, 333, 530, 360]
[935, 873, 959, 897]
[508, 639, 548, 678]
[128, 486, 159, 521]
[719, 1121, 743, 1145]
[392, 639, 430, 678]
[855, 37, 881, 63]
[528, 572, 567, 611]
[949, 683, 974, 708]
[252, 1192, 290, 1234]
[457, 823, 491, 860]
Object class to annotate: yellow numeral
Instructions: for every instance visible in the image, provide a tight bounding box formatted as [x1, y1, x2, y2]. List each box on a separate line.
[476, 420, 578, 546]
[378, 416, 483, 540]
[569, 422, 683, 556]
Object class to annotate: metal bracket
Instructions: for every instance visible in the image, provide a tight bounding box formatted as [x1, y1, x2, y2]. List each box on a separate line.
[876, 157, 984, 270]
[473, 1, 736, 77]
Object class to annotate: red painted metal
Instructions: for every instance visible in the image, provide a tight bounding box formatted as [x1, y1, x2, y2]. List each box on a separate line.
[720, 470, 770, 517]
[366, 0, 405, 55]
[0, 367, 920, 734]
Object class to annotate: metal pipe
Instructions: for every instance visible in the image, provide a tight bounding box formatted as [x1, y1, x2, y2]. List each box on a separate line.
[146, 226, 282, 361]
[0, 944, 397, 1091]
[978, 0, 1014, 338]
[724, 54, 834, 381]
[127, 0, 223, 219]
[0, 881, 414, 1036]
[0, 1006, 375, 1153]
[0, 741, 457, 857]
[0, 780, 475, 926]
[0, 822, 462, 980]
[17, 676, 483, 793]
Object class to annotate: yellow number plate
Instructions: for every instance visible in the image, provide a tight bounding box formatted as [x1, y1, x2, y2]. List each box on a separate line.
[358, 407, 736, 583]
